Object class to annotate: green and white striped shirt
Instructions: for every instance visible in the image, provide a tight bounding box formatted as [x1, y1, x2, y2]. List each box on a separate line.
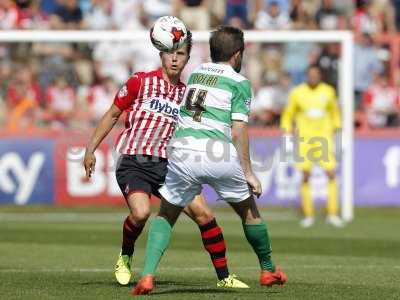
[170, 62, 252, 156]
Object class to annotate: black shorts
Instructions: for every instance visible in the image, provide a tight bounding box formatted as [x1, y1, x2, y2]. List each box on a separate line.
[116, 155, 168, 199]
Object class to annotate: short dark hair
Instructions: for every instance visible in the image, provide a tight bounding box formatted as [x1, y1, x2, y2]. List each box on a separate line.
[209, 26, 244, 63]
[307, 64, 321, 73]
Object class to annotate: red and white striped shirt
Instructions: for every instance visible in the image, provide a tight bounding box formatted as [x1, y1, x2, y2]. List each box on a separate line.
[114, 68, 186, 158]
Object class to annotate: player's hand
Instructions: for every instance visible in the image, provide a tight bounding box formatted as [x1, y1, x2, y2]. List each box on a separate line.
[245, 172, 262, 198]
[83, 150, 96, 179]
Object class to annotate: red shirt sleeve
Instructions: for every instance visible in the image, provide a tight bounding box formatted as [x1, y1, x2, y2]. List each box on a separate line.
[113, 73, 143, 111]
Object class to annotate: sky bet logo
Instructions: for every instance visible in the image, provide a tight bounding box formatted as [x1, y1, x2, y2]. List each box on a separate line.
[149, 98, 179, 119]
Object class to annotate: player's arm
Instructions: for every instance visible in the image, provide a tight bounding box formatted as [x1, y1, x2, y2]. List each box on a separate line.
[84, 74, 141, 178]
[231, 120, 261, 197]
[84, 104, 123, 178]
[231, 80, 262, 197]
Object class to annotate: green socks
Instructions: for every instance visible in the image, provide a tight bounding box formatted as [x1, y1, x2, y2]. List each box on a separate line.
[243, 222, 275, 272]
[142, 217, 172, 276]
[141, 218, 275, 276]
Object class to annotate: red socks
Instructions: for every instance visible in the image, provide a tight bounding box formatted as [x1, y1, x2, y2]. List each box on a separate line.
[199, 218, 229, 280]
[121, 216, 144, 256]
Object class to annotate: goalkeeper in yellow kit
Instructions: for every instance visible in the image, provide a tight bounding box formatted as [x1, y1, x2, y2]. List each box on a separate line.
[280, 65, 344, 228]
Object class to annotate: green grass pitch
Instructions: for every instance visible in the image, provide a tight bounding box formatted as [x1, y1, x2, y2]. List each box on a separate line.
[0, 206, 399, 299]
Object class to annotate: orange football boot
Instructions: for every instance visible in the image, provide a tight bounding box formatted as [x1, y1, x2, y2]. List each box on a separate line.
[131, 275, 154, 295]
[259, 267, 287, 287]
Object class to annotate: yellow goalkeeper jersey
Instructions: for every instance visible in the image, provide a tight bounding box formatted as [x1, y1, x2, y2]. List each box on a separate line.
[280, 82, 341, 136]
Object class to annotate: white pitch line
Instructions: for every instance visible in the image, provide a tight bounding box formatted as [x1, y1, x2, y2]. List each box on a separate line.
[0, 212, 296, 223]
[1, 265, 399, 273]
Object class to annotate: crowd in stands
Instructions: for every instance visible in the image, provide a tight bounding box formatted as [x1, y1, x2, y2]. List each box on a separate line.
[0, 0, 400, 131]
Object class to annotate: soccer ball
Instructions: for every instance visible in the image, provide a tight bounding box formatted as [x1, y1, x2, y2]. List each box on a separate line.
[150, 16, 188, 52]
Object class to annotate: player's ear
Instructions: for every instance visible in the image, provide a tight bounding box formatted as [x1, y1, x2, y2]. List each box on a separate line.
[235, 50, 243, 62]
[235, 49, 243, 59]
[232, 50, 240, 61]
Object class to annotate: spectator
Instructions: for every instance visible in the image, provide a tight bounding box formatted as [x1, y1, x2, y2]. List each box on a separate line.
[334, 0, 354, 18]
[255, 0, 291, 30]
[0, 54, 12, 101]
[40, 0, 57, 14]
[370, 0, 396, 32]
[93, 41, 135, 84]
[251, 73, 291, 126]
[224, 0, 249, 28]
[301, 0, 321, 20]
[362, 73, 400, 127]
[208, 0, 225, 26]
[354, 33, 383, 109]
[131, 40, 163, 72]
[255, 0, 290, 16]
[174, 0, 210, 30]
[315, 0, 346, 30]
[84, 0, 112, 30]
[274, 72, 291, 112]
[248, 42, 284, 90]
[50, 0, 84, 29]
[316, 43, 339, 88]
[143, 0, 172, 24]
[18, 0, 50, 29]
[111, 0, 146, 30]
[283, 42, 319, 85]
[393, 0, 400, 31]
[32, 42, 76, 91]
[44, 76, 77, 128]
[86, 77, 118, 125]
[352, 0, 381, 35]
[0, 0, 20, 29]
[93, 40, 159, 84]
[289, 0, 313, 29]
[6, 68, 41, 131]
[0, 95, 6, 127]
[7, 68, 41, 108]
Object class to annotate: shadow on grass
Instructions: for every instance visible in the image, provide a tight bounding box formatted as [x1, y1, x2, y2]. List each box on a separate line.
[151, 284, 285, 296]
[151, 288, 234, 295]
[80, 281, 124, 287]
[79, 280, 200, 288]
[151, 288, 284, 296]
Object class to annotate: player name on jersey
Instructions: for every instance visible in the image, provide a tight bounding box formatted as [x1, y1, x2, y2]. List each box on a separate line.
[171, 62, 252, 157]
[190, 74, 219, 87]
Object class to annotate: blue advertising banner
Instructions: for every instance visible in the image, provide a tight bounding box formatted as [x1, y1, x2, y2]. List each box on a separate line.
[0, 139, 54, 204]
[0, 133, 399, 206]
[354, 138, 400, 206]
[204, 137, 400, 207]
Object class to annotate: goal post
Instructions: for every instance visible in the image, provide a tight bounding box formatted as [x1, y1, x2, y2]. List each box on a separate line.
[0, 30, 354, 221]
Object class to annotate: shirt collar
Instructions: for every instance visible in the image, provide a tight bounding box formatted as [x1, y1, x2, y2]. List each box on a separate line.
[155, 68, 184, 86]
[206, 62, 234, 72]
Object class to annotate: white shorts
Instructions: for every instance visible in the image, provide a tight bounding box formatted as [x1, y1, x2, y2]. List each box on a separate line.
[159, 148, 251, 207]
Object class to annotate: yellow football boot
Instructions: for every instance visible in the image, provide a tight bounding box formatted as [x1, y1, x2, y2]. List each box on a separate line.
[217, 274, 249, 289]
[114, 252, 132, 285]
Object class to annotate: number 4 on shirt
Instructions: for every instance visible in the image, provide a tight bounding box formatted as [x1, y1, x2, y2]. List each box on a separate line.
[185, 88, 207, 122]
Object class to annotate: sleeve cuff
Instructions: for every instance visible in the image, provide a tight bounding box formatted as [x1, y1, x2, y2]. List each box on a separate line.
[113, 100, 125, 111]
[231, 113, 248, 122]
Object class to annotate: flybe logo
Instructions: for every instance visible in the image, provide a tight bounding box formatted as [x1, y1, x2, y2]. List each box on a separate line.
[148, 98, 180, 119]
